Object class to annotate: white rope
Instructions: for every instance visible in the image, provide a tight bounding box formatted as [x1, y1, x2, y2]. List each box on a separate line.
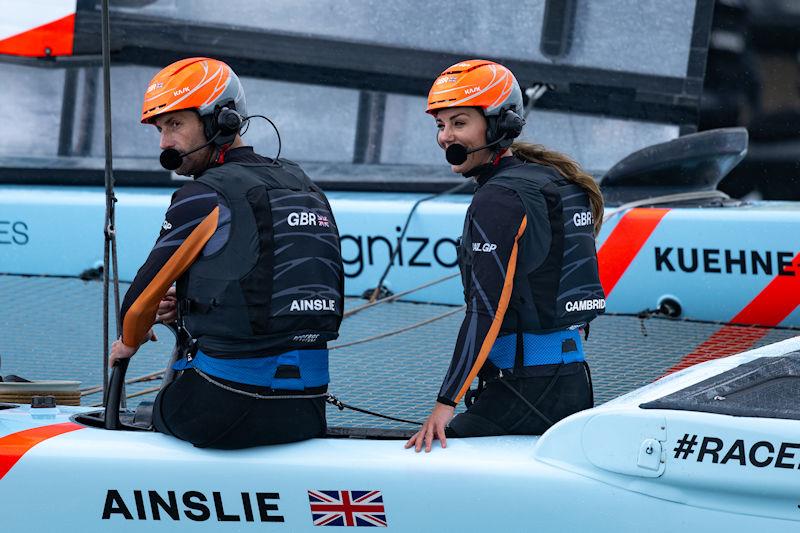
[344, 273, 460, 319]
[331, 305, 465, 351]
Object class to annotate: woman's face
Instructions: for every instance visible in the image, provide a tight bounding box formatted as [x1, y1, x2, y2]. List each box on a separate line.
[435, 107, 490, 174]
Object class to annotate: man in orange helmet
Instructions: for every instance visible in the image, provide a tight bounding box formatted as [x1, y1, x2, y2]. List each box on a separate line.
[407, 60, 603, 452]
[110, 57, 344, 448]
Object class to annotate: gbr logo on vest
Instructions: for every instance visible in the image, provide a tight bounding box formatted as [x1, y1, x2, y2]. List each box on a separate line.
[287, 211, 331, 227]
[573, 211, 593, 227]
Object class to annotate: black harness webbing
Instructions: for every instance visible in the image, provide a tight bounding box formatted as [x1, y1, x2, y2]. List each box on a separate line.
[514, 307, 525, 370]
[501, 363, 563, 430]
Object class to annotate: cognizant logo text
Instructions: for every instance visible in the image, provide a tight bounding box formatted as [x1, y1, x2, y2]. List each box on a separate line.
[341, 228, 458, 278]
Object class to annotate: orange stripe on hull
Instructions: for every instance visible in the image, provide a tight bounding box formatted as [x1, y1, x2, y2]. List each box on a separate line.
[665, 252, 800, 374]
[731, 252, 800, 326]
[0, 422, 83, 480]
[597, 208, 670, 297]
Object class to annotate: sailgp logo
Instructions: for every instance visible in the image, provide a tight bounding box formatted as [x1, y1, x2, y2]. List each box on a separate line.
[472, 242, 497, 253]
[565, 299, 606, 312]
[290, 299, 336, 312]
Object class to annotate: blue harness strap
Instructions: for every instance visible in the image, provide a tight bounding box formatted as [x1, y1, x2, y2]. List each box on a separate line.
[487, 329, 584, 370]
[173, 349, 329, 390]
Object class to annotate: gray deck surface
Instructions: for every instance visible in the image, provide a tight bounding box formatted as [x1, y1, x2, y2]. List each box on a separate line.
[1, 275, 797, 429]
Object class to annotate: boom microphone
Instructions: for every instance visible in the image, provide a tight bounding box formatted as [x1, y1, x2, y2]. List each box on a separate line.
[159, 148, 186, 171]
[445, 134, 507, 165]
[159, 131, 221, 171]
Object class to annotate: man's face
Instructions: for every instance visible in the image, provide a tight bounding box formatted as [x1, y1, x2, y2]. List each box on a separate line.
[152, 110, 212, 176]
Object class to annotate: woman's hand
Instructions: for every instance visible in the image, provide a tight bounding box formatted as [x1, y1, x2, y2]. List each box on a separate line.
[405, 402, 455, 453]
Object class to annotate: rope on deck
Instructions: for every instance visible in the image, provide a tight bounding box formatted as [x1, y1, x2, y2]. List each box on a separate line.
[343, 272, 459, 319]
[331, 305, 465, 351]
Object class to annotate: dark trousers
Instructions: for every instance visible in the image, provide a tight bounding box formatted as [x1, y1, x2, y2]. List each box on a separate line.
[152, 369, 327, 449]
[448, 362, 593, 437]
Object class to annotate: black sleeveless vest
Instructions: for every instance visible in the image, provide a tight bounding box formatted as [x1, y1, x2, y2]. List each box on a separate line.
[459, 161, 605, 334]
[177, 160, 344, 357]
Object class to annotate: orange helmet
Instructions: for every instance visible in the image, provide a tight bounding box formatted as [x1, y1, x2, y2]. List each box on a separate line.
[140, 57, 246, 125]
[426, 59, 523, 118]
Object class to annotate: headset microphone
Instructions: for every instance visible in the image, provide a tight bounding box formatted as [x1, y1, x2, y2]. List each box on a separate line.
[159, 131, 221, 171]
[444, 107, 526, 166]
[160, 105, 245, 171]
[159, 109, 282, 171]
[445, 134, 507, 166]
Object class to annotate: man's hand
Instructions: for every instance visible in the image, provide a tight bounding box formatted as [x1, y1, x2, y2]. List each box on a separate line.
[109, 329, 157, 367]
[110, 339, 137, 368]
[156, 286, 177, 324]
[405, 402, 455, 453]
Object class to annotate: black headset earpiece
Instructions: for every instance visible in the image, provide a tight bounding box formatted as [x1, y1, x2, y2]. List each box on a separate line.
[486, 106, 525, 149]
[497, 108, 525, 141]
[201, 103, 243, 147]
[488, 107, 525, 150]
[216, 106, 243, 136]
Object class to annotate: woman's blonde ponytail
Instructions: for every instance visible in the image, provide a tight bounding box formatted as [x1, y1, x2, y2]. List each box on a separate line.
[510, 142, 604, 235]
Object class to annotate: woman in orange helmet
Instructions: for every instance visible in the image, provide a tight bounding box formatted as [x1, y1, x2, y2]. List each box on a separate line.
[407, 60, 605, 452]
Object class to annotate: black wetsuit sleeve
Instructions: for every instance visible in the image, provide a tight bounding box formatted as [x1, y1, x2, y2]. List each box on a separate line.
[437, 185, 529, 406]
[119, 181, 220, 347]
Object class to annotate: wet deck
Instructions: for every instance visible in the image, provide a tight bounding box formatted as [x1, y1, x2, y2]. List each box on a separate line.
[1, 274, 797, 429]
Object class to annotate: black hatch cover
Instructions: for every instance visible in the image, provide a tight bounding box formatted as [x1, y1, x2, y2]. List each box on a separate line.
[640, 352, 800, 420]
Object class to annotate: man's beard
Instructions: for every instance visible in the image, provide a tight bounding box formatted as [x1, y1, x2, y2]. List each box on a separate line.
[178, 147, 214, 177]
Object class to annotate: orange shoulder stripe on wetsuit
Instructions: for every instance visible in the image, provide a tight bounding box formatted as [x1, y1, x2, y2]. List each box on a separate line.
[454, 215, 527, 404]
[121, 207, 219, 347]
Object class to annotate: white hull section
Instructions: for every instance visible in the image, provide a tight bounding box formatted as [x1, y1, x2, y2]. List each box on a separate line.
[1, 337, 799, 531]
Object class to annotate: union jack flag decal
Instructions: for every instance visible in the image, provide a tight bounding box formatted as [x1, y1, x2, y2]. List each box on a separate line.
[308, 490, 387, 527]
